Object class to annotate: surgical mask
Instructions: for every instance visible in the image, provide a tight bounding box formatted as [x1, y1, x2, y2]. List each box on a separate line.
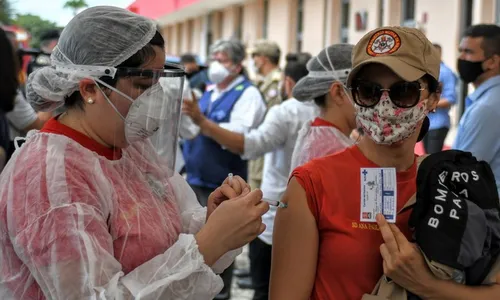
[355, 92, 428, 145]
[95, 79, 165, 145]
[457, 59, 485, 83]
[208, 61, 231, 84]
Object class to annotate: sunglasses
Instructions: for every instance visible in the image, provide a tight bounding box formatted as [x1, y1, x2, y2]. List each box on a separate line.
[350, 80, 427, 108]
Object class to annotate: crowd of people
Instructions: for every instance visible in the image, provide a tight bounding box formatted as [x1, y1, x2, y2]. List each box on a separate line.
[0, 5, 500, 300]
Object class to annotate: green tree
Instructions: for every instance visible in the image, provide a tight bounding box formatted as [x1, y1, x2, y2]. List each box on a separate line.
[0, 0, 14, 25]
[63, 0, 88, 16]
[13, 14, 60, 48]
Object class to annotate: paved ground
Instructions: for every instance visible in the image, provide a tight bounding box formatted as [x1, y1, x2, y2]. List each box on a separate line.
[230, 245, 254, 300]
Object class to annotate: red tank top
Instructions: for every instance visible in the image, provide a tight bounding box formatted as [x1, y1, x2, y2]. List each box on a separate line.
[292, 145, 417, 300]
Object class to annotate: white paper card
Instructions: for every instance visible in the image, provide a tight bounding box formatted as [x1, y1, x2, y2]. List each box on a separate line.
[360, 168, 397, 223]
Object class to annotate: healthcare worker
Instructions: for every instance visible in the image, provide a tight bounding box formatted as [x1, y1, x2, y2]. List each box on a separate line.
[0, 6, 269, 299]
[289, 44, 356, 170]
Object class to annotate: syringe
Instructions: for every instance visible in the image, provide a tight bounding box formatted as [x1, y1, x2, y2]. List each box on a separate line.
[227, 173, 288, 208]
[263, 198, 288, 208]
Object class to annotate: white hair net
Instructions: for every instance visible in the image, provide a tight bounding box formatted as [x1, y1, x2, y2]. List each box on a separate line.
[292, 44, 354, 101]
[26, 6, 158, 112]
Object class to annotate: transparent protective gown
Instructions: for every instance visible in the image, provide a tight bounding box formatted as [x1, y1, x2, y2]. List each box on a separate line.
[290, 121, 354, 171]
[0, 67, 239, 300]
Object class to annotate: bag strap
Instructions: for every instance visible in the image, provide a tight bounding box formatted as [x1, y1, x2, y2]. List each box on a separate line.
[398, 155, 429, 214]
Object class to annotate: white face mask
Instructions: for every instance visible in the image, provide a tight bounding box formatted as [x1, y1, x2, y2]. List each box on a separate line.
[208, 61, 231, 84]
[95, 79, 165, 145]
[355, 92, 428, 145]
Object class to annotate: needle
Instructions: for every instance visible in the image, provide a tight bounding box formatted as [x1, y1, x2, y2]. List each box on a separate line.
[228, 173, 287, 208]
[263, 198, 288, 208]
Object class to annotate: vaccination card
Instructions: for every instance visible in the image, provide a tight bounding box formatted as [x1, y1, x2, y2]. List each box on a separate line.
[360, 168, 397, 223]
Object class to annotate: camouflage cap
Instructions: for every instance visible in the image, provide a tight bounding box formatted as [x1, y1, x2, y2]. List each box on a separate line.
[251, 40, 281, 60]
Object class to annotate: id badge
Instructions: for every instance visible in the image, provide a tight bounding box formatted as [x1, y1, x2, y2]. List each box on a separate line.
[360, 168, 397, 223]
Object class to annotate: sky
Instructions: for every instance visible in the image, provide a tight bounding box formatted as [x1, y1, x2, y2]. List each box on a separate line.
[12, 0, 134, 26]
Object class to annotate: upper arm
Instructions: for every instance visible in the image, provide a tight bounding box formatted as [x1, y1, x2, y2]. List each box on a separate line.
[270, 177, 318, 300]
[441, 70, 457, 104]
[5, 94, 38, 131]
[454, 104, 499, 162]
[179, 114, 200, 140]
[221, 87, 267, 134]
[243, 105, 288, 159]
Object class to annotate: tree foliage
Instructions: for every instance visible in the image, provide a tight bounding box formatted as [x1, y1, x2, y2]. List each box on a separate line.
[0, 0, 14, 25]
[63, 0, 88, 16]
[13, 14, 60, 48]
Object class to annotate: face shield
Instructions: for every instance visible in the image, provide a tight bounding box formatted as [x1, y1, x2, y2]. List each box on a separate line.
[55, 62, 185, 176]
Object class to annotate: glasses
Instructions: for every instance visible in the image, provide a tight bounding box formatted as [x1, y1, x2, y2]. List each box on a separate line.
[350, 80, 427, 108]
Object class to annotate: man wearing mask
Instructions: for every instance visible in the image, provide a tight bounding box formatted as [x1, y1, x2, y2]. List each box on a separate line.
[423, 44, 457, 154]
[249, 40, 282, 191]
[182, 39, 267, 300]
[180, 53, 209, 97]
[454, 24, 500, 195]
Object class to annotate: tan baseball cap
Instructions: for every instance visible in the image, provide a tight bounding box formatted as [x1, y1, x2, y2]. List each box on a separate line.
[347, 26, 440, 87]
[251, 40, 281, 60]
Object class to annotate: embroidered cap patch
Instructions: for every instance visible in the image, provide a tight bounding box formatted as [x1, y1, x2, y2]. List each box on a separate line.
[366, 30, 401, 56]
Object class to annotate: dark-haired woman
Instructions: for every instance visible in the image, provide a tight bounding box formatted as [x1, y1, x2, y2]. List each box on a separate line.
[0, 27, 19, 170]
[0, 6, 269, 299]
[290, 44, 356, 170]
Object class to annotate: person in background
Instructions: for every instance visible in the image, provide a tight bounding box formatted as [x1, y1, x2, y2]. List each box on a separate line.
[454, 24, 500, 195]
[183, 52, 315, 300]
[248, 40, 282, 191]
[0, 27, 18, 171]
[4, 31, 53, 162]
[422, 43, 457, 154]
[290, 44, 356, 170]
[182, 38, 267, 300]
[27, 29, 60, 77]
[180, 53, 209, 97]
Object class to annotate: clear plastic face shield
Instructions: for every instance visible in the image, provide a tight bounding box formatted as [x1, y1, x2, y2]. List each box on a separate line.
[55, 62, 185, 177]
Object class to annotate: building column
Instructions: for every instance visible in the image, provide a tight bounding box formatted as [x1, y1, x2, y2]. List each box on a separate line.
[242, 0, 264, 48]
[222, 6, 239, 39]
[384, 0, 402, 26]
[302, 0, 327, 55]
[191, 17, 203, 55]
[211, 11, 223, 42]
[473, 0, 495, 24]
[267, 0, 296, 62]
[180, 20, 192, 54]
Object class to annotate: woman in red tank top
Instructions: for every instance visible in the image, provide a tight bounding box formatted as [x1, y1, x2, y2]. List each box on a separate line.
[271, 27, 500, 300]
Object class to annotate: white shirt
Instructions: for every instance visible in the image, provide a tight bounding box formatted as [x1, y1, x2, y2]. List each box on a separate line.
[243, 98, 319, 245]
[6, 91, 38, 139]
[209, 75, 267, 134]
[152, 77, 200, 173]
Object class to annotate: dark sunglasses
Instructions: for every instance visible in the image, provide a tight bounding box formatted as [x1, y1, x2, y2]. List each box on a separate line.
[350, 79, 427, 108]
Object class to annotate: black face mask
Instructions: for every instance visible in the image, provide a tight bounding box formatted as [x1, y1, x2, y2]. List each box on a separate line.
[457, 59, 485, 83]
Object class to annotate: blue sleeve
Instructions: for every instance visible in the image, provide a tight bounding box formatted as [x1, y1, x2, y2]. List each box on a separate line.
[440, 69, 457, 104]
[453, 103, 500, 163]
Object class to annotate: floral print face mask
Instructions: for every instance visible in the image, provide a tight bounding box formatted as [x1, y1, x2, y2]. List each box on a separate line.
[355, 92, 428, 145]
